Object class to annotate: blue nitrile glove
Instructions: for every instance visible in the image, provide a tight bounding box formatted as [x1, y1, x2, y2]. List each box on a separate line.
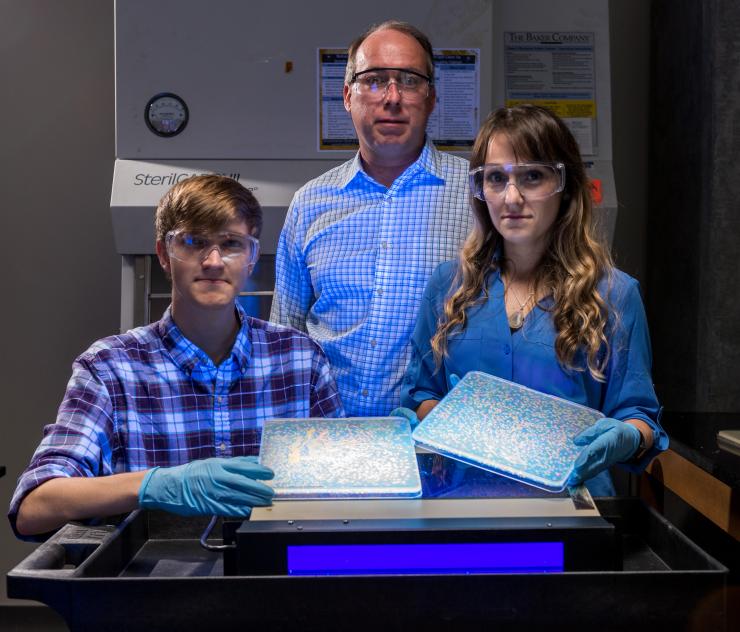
[138, 456, 275, 517]
[390, 407, 420, 429]
[567, 418, 641, 486]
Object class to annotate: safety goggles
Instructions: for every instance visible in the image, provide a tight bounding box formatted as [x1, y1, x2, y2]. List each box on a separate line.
[351, 67, 432, 101]
[165, 230, 260, 266]
[469, 162, 566, 201]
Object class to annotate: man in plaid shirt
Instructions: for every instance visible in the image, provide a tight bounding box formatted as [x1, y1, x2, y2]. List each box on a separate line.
[10, 175, 343, 539]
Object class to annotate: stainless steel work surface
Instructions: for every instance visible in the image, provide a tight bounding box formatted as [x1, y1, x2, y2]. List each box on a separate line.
[252, 495, 600, 521]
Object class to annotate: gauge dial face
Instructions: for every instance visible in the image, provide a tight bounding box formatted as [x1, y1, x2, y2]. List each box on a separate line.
[145, 93, 189, 137]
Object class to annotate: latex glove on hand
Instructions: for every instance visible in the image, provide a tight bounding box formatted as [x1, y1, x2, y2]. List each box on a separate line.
[390, 407, 420, 429]
[390, 373, 462, 429]
[568, 418, 641, 487]
[138, 456, 275, 517]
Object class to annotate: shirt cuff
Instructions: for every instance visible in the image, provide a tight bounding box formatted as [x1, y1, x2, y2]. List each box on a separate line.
[619, 409, 669, 473]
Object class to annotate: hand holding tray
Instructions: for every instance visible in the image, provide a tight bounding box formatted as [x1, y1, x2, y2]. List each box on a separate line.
[411, 372, 603, 492]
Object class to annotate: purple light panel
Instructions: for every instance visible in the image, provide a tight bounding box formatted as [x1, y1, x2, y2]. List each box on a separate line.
[287, 542, 564, 575]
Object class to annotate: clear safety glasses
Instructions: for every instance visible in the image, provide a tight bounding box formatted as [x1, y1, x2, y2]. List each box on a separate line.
[165, 230, 260, 266]
[469, 162, 566, 202]
[351, 67, 432, 101]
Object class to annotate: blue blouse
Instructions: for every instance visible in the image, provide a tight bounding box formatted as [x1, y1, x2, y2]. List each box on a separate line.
[401, 260, 668, 495]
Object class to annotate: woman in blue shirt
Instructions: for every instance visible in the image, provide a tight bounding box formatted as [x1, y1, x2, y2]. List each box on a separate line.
[401, 105, 667, 495]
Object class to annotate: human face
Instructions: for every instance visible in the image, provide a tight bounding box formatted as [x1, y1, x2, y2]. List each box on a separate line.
[156, 219, 256, 317]
[343, 28, 435, 165]
[483, 135, 562, 254]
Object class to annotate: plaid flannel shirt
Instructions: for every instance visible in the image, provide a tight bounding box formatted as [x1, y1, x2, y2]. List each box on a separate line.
[9, 304, 343, 534]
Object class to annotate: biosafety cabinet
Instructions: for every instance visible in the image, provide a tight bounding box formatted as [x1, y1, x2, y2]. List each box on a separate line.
[111, 0, 618, 330]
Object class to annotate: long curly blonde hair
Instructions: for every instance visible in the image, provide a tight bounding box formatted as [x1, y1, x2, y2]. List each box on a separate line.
[431, 105, 615, 380]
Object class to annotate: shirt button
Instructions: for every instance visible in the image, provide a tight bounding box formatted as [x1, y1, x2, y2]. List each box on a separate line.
[381, 241, 388, 249]
[362, 389, 369, 397]
[217, 396, 224, 404]
[377, 288, 383, 296]
[220, 442, 226, 451]
[503, 344, 511, 355]
[370, 339, 377, 347]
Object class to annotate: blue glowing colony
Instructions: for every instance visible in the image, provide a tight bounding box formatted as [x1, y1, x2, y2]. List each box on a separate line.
[260, 417, 422, 499]
[412, 371, 602, 492]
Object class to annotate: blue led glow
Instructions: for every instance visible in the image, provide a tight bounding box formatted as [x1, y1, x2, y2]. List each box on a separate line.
[287, 542, 564, 575]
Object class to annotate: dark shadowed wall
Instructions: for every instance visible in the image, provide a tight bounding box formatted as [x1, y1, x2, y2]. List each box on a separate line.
[648, 0, 740, 411]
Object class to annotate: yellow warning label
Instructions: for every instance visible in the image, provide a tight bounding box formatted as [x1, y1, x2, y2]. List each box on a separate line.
[505, 99, 596, 118]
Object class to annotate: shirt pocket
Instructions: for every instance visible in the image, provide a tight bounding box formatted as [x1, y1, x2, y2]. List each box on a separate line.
[119, 412, 172, 468]
[446, 327, 483, 376]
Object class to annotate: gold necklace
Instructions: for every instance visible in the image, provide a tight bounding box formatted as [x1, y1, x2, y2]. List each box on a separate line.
[506, 281, 535, 330]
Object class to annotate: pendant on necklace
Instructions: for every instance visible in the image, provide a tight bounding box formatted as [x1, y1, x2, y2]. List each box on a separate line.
[508, 310, 525, 330]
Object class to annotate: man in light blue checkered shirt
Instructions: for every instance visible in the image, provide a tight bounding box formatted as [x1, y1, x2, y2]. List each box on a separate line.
[271, 21, 473, 416]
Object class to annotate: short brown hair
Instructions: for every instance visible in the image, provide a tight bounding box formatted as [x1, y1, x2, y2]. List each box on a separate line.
[344, 20, 434, 85]
[154, 174, 262, 242]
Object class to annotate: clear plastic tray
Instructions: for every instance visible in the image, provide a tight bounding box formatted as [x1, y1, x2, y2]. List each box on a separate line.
[259, 417, 422, 499]
[411, 371, 603, 492]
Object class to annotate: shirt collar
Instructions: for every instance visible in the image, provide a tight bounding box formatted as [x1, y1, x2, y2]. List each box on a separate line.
[415, 136, 446, 181]
[158, 303, 253, 376]
[339, 136, 445, 189]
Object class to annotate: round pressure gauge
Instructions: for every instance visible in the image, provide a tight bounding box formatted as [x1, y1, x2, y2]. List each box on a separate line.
[145, 93, 189, 137]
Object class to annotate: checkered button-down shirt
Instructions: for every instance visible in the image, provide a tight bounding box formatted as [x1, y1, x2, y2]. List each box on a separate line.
[8, 304, 343, 533]
[271, 139, 472, 416]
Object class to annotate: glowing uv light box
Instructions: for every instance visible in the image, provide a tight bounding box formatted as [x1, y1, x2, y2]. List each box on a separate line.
[259, 417, 422, 499]
[412, 372, 603, 492]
